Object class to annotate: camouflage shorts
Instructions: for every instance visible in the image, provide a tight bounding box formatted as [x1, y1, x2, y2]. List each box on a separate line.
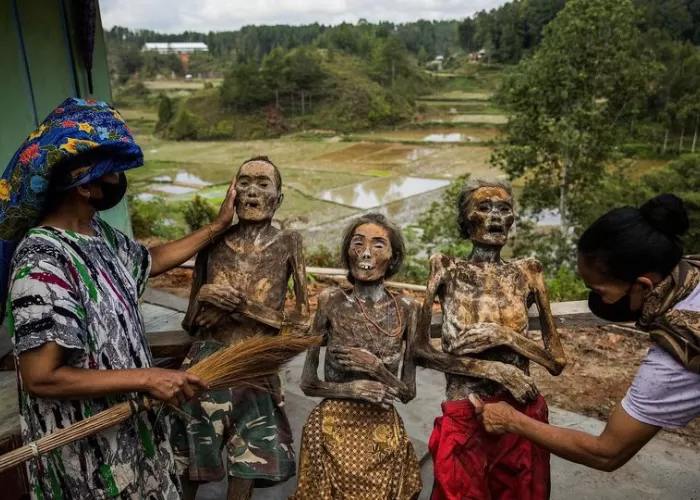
[170, 340, 296, 485]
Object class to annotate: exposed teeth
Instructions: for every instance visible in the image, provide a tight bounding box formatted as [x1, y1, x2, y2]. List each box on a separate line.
[359, 263, 373, 270]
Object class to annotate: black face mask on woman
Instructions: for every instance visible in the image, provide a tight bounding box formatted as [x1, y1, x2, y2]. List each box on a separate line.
[587, 288, 640, 323]
[88, 172, 127, 211]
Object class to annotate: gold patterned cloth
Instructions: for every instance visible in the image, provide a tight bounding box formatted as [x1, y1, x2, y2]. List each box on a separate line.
[291, 399, 422, 500]
[638, 258, 700, 372]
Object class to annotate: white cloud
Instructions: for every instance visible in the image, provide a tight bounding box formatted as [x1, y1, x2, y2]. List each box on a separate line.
[100, 0, 509, 33]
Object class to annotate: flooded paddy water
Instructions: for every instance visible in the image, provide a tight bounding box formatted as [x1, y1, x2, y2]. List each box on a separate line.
[353, 126, 500, 144]
[319, 177, 451, 209]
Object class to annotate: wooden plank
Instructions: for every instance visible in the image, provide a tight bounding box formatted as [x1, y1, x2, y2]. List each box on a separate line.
[17, 0, 77, 120]
[143, 288, 189, 313]
[147, 329, 192, 359]
[0, 1, 37, 167]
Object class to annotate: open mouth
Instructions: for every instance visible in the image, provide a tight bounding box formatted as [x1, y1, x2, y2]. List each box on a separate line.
[487, 225, 504, 235]
[358, 262, 374, 271]
[243, 200, 260, 209]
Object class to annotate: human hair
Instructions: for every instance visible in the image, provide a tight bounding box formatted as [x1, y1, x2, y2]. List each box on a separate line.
[457, 178, 513, 239]
[237, 156, 282, 193]
[577, 194, 689, 283]
[341, 212, 405, 284]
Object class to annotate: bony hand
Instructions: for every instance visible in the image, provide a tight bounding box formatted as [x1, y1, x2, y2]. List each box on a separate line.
[196, 306, 229, 329]
[199, 284, 245, 312]
[212, 180, 236, 233]
[349, 380, 398, 410]
[470, 393, 518, 435]
[498, 363, 539, 403]
[142, 368, 208, 407]
[332, 347, 380, 375]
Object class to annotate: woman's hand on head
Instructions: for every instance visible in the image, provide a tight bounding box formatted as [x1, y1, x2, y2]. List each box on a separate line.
[212, 180, 236, 233]
[141, 368, 208, 406]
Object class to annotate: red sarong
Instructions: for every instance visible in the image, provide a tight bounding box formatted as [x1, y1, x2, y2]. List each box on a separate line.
[429, 394, 550, 500]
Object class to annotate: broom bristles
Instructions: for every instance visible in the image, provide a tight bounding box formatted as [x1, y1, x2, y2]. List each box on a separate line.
[0, 333, 320, 473]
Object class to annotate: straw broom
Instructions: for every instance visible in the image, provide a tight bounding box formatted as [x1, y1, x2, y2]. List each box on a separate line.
[0, 332, 320, 473]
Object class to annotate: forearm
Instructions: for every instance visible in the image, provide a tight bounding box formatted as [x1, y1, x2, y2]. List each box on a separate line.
[149, 223, 225, 277]
[300, 378, 363, 401]
[509, 414, 622, 471]
[25, 366, 149, 400]
[449, 323, 564, 375]
[416, 343, 503, 384]
[371, 365, 412, 401]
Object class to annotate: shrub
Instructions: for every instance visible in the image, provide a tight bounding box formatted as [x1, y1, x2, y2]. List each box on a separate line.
[183, 195, 217, 232]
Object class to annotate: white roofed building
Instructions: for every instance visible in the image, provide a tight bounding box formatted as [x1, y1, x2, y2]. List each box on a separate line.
[142, 42, 209, 54]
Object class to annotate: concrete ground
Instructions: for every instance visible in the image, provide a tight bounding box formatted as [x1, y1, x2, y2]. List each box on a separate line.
[193, 351, 700, 500]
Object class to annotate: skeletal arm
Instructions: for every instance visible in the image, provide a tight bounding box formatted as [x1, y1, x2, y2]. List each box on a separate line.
[289, 232, 311, 331]
[413, 254, 538, 403]
[447, 321, 565, 376]
[530, 260, 567, 375]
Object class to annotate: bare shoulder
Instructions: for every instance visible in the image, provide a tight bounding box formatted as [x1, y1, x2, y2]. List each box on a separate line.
[396, 293, 419, 313]
[277, 228, 302, 242]
[429, 253, 455, 273]
[317, 286, 348, 308]
[514, 257, 545, 286]
[512, 256, 543, 272]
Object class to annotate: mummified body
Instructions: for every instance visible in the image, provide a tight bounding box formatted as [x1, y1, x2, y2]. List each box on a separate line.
[171, 157, 310, 500]
[415, 179, 567, 500]
[292, 213, 422, 500]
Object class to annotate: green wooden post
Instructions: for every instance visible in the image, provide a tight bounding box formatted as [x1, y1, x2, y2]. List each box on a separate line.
[0, 0, 133, 237]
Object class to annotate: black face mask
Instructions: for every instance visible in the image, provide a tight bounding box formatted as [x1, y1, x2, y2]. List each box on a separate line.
[587, 289, 640, 323]
[89, 173, 127, 211]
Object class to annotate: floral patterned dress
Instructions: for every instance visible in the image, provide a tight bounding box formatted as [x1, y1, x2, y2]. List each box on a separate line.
[8, 219, 180, 500]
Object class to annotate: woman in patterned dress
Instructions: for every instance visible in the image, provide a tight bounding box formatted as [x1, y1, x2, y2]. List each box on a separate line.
[0, 98, 236, 500]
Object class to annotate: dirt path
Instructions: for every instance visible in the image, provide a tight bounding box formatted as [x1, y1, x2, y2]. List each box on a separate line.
[150, 268, 700, 447]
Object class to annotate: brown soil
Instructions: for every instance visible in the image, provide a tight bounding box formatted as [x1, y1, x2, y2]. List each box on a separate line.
[149, 268, 700, 447]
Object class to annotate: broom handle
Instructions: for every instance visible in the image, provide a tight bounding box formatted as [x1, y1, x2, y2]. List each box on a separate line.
[0, 398, 154, 473]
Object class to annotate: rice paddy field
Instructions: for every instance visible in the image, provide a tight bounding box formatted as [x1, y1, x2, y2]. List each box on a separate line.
[121, 74, 669, 247]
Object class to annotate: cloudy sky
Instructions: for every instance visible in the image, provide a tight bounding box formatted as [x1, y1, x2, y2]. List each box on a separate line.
[100, 0, 509, 33]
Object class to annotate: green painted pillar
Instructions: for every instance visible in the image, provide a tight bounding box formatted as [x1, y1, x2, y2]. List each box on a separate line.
[0, 0, 133, 237]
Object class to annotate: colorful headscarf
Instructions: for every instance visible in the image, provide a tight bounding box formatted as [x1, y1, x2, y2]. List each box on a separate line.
[0, 97, 143, 320]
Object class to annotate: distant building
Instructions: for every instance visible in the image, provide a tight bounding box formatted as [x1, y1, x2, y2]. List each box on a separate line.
[142, 42, 209, 54]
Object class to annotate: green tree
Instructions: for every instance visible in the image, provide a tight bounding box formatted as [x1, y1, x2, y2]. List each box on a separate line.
[415, 174, 473, 258]
[220, 59, 270, 110]
[371, 35, 412, 87]
[417, 46, 430, 66]
[639, 156, 700, 252]
[494, 0, 656, 241]
[261, 47, 289, 107]
[156, 94, 175, 132]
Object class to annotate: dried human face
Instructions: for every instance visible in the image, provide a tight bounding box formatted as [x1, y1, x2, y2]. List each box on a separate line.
[234, 161, 282, 222]
[466, 187, 514, 247]
[348, 223, 393, 283]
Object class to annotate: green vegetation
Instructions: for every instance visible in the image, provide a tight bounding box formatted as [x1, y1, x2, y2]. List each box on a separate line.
[113, 0, 700, 300]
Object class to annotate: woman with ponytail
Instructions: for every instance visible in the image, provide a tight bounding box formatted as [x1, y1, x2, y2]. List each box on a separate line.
[470, 194, 700, 473]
